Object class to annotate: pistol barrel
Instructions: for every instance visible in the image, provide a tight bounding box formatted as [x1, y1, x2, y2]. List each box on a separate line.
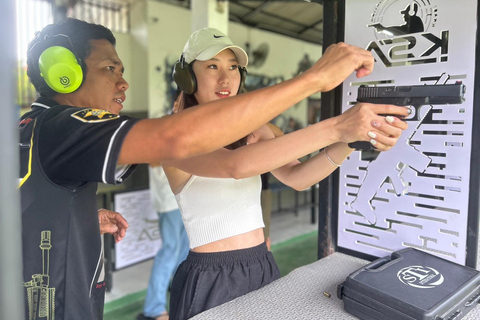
[357, 83, 466, 106]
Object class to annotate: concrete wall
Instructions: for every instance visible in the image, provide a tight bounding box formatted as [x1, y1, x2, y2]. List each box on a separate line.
[115, 0, 322, 127]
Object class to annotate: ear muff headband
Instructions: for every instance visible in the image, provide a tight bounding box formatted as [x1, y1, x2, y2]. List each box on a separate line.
[173, 55, 247, 95]
[38, 46, 83, 94]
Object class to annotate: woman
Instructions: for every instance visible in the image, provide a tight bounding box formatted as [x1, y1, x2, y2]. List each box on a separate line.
[164, 27, 409, 320]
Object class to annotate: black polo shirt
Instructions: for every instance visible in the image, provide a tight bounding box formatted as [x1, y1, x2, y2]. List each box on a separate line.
[19, 97, 139, 319]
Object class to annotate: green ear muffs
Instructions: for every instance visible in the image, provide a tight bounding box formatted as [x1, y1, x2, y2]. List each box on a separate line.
[38, 46, 83, 94]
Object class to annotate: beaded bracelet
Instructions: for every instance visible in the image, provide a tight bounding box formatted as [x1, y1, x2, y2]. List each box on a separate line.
[324, 146, 342, 167]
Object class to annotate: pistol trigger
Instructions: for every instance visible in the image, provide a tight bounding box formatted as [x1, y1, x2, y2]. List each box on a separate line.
[405, 106, 415, 120]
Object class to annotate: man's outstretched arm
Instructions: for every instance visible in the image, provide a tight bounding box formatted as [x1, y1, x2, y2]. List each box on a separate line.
[118, 43, 375, 165]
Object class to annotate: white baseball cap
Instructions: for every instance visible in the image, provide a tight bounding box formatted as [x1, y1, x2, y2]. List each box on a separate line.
[182, 27, 248, 67]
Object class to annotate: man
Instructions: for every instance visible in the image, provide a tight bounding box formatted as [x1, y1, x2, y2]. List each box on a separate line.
[19, 18, 408, 320]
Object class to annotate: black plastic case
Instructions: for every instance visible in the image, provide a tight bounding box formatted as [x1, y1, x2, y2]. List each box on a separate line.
[337, 248, 480, 320]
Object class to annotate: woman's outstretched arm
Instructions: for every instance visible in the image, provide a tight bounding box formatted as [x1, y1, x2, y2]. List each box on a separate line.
[162, 104, 408, 184]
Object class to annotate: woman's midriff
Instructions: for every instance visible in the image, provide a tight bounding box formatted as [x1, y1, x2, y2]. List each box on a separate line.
[191, 228, 265, 253]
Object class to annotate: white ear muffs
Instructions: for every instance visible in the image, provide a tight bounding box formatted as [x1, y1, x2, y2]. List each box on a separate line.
[408, 3, 418, 16]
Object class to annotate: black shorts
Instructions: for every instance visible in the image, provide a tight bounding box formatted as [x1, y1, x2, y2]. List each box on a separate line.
[169, 242, 280, 320]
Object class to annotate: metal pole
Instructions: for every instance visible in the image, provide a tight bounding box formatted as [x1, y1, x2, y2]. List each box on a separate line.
[317, 0, 345, 259]
[466, 1, 480, 269]
[317, 0, 338, 259]
[0, 0, 24, 318]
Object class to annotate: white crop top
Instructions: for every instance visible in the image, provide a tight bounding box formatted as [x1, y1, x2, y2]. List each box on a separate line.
[175, 175, 265, 249]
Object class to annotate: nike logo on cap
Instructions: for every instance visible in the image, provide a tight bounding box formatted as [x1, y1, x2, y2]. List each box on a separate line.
[213, 34, 225, 38]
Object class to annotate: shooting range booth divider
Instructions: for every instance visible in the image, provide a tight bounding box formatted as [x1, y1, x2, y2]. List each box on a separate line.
[318, 0, 480, 268]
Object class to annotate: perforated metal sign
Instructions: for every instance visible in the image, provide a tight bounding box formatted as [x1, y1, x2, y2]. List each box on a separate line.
[337, 0, 478, 265]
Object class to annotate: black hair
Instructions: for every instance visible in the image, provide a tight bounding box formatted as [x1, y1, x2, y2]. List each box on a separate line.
[27, 18, 116, 97]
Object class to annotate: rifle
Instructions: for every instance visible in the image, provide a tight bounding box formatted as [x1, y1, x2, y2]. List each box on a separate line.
[348, 82, 466, 151]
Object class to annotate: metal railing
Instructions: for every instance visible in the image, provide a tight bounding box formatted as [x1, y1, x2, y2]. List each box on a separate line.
[16, 0, 53, 109]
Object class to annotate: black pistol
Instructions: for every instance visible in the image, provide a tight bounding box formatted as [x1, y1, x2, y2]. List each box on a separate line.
[348, 82, 466, 151]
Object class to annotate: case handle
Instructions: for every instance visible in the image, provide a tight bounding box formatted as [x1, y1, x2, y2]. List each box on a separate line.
[364, 257, 392, 271]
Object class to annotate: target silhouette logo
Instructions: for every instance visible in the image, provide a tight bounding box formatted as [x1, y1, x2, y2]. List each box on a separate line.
[59, 76, 70, 86]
